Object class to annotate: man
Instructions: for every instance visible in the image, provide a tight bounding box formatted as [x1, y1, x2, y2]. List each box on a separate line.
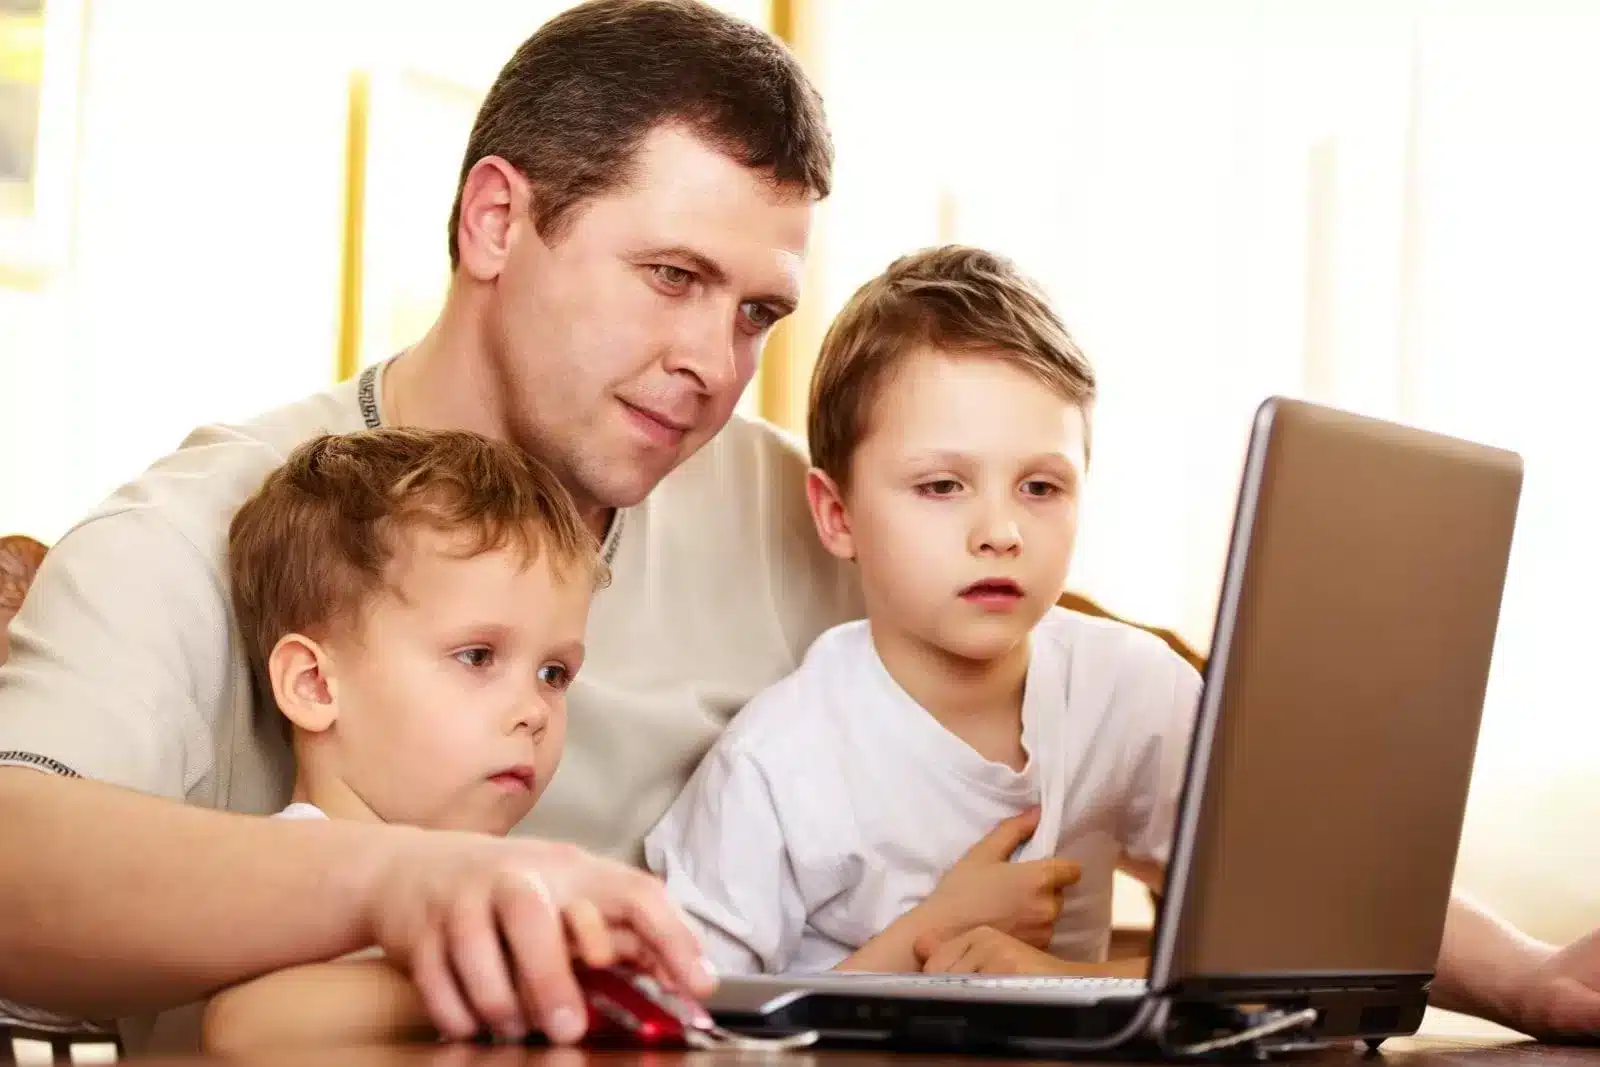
[0, 0, 1595, 1054]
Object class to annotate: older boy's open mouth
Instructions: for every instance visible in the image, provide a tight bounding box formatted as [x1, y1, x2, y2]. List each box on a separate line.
[958, 578, 1025, 608]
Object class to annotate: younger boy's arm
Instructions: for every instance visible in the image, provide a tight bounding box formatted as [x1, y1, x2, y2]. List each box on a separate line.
[201, 957, 435, 1054]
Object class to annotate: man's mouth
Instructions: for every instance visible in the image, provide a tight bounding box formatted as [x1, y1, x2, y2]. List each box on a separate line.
[619, 400, 692, 446]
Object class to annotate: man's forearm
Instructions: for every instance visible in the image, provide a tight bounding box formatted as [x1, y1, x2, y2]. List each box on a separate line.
[0, 769, 403, 1017]
[1430, 892, 1552, 1028]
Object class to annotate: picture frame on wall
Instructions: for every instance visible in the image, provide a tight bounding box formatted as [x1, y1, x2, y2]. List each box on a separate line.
[0, 0, 84, 290]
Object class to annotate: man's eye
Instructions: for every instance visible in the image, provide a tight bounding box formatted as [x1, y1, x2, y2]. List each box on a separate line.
[456, 647, 494, 669]
[653, 265, 693, 290]
[741, 302, 779, 331]
[538, 663, 572, 690]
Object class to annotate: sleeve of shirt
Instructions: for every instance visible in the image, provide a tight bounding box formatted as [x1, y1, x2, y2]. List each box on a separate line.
[1117, 642, 1205, 868]
[0, 508, 231, 800]
[643, 742, 811, 977]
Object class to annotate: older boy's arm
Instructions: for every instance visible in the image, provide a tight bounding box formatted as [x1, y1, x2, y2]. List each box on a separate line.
[202, 958, 435, 1054]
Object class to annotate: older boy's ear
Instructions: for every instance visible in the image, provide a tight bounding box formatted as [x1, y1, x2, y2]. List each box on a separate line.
[805, 468, 856, 562]
[267, 634, 338, 733]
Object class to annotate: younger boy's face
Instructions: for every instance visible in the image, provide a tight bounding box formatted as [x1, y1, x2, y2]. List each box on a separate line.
[320, 528, 593, 835]
[835, 348, 1088, 663]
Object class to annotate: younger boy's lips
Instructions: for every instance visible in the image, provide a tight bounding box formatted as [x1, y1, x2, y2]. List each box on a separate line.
[490, 766, 536, 792]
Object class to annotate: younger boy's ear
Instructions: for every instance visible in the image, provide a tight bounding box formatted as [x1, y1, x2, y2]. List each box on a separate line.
[805, 468, 856, 562]
[266, 633, 339, 734]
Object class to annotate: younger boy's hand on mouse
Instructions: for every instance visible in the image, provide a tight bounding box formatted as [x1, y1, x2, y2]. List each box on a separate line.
[918, 808, 1081, 951]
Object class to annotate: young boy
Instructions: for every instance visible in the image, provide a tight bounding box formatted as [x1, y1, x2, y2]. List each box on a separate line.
[199, 428, 658, 1051]
[644, 245, 1202, 978]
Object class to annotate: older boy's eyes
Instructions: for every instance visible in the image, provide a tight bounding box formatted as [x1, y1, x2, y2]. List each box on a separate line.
[917, 478, 963, 496]
[454, 647, 494, 669]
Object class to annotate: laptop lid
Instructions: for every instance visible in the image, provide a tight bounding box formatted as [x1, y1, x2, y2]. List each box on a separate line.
[1148, 397, 1523, 999]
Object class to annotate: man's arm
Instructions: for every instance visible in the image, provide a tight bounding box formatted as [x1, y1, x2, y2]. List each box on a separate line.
[0, 769, 711, 1043]
[201, 958, 433, 1054]
[1430, 893, 1600, 1040]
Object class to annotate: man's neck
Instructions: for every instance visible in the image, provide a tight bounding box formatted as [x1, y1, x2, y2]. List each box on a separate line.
[870, 619, 1032, 770]
[383, 296, 615, 542]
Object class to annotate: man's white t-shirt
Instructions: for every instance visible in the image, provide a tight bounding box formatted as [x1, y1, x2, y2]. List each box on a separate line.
[644, 607, 1202, 976]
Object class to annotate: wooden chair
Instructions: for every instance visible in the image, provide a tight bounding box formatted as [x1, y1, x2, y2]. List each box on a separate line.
[0, 534, 48, 666]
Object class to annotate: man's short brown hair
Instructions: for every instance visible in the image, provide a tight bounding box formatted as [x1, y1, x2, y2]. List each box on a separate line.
[806, 245, 1097, 488]
[228, 428, 606, 674]
[446, 0, 832, 265]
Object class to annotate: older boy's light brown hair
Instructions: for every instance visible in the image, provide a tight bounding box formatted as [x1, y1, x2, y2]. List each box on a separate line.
[228, 428, 606, 673]
[806, 245, 1096, 488]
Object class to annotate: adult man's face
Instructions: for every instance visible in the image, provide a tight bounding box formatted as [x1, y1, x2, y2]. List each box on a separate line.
[462, 124, 812, 515]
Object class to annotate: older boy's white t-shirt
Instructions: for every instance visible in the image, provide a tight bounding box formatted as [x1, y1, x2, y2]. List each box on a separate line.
[644, 607, 1202, 976]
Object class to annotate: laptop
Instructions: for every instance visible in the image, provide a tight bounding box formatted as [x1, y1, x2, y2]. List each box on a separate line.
[703, 396, 1525, 1057]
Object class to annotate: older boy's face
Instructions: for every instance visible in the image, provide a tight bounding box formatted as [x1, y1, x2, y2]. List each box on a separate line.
[322, 528, 594, 835]
[483, 125, 810, 516]
[843, 349, 1089, 663]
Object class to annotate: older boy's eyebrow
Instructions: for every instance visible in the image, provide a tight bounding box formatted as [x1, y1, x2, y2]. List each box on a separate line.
[902, 449, 976, 469]
[636, 245, 799, 314]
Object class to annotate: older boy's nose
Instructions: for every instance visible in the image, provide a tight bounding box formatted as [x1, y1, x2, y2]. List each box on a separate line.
[971, 508, 1024, 557]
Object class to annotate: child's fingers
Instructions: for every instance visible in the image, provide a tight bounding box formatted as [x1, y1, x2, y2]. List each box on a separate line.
[564, 899, 617, 969]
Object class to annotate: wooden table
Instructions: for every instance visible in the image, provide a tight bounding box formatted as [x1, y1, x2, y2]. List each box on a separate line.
[107, 1035, 1600, 1067]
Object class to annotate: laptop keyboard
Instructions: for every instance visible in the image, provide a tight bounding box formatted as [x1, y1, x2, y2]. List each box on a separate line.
[831, 974, 1147, 992]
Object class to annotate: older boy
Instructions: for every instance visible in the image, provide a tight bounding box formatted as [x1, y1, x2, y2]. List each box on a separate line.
[645, 245, 1196, 976]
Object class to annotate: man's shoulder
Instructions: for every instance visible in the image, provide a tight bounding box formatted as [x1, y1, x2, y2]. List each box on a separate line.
[64, 378, 365, 572]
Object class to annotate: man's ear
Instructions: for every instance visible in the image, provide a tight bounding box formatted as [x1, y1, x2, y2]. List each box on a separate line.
[266, 633, 339, 734]
[455, 155, 529, 282]
[805, 468, 856, 562]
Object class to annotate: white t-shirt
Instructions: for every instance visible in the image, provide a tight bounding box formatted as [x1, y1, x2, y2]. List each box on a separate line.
[643, 607, 1202, 976]
[273, 802, 328, 821]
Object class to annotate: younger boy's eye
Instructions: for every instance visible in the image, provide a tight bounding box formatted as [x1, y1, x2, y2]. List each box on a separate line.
[455, 647, 494, 669]
[538, 663, 572, 690]
[1022, 480, 1061, 498]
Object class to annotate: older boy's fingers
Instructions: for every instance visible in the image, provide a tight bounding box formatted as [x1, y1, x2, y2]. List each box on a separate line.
[410, 930, 479, 1041]
[564, 900, 616, 970]
[496, 870, 587, 1045]
[446, 896, 527, 1041]
[921, 931, 975, 973]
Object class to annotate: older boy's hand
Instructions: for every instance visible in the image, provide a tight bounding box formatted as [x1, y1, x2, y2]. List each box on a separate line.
[362, 828, 715, 1046]
[921, 808, 1080, 951]
[915, 926, 1070, 975]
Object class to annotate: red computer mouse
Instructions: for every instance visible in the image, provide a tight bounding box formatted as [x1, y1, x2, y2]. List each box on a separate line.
[573, 964, 816, 1050]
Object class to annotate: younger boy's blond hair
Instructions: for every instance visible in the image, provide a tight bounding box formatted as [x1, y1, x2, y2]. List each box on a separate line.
[806, 245, 1096, 488]
[228, 428, 606, 677]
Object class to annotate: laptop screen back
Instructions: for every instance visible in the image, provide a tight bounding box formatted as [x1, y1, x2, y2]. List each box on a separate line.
[1154, 399, 1523, 987]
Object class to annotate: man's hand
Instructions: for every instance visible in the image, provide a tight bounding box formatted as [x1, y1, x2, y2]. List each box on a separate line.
[364, 828, 715, 1046]
[919, 808, 1081, 950]
[1504, 927, 1600, 1042]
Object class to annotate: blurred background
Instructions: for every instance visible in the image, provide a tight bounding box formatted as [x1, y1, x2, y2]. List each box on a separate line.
[2, 0, 1596, 1022]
